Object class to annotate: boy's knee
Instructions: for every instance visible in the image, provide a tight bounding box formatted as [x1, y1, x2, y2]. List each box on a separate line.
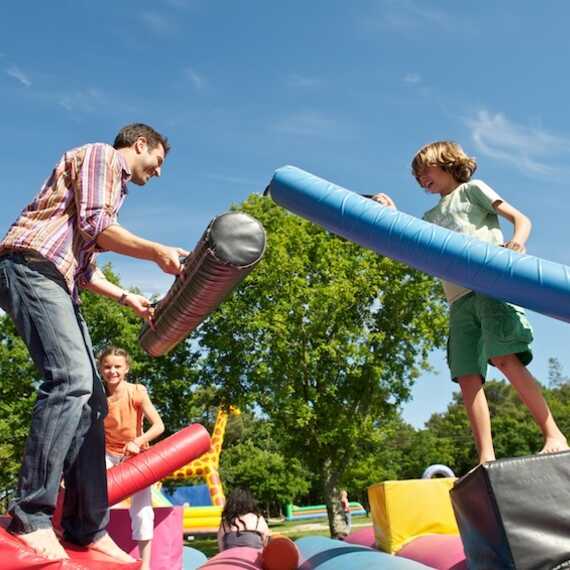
[490, 354, 518, 371]
[457, 374, 483, 390]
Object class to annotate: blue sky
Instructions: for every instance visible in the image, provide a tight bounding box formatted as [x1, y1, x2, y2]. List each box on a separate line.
[2, 1, 570, 428]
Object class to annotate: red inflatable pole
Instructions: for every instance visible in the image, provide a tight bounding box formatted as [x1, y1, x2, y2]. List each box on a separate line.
[107, 423, 211, 506]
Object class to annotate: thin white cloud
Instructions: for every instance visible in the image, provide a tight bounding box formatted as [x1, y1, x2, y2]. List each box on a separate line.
[58, 88, 105, 113]
[465, 110, 570, 178]
[140, 11, 172, 35]
[374, 0, 451, 32]
[403, 72, 421, 85]
[273, 111, 337, 137]
[5, 65, 31, 87]
[184, 67, 205, 90]
[286, 74, 323, 89]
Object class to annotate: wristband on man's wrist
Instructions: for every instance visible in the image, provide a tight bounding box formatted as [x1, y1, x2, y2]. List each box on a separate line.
[118, 291, 129, 306]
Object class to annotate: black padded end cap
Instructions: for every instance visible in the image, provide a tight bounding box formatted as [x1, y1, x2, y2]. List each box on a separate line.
[209, 212, 266, 266]
[451, 452, 570, 570]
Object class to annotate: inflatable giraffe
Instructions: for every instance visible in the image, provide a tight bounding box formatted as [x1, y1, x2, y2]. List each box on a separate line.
[165, 407, 240, 506]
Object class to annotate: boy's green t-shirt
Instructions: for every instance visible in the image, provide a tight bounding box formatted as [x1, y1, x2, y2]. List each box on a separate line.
[422, 179, 504, 304]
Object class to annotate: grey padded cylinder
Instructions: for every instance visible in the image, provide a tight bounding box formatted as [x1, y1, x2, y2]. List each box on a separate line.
[140, 212, 266, 357]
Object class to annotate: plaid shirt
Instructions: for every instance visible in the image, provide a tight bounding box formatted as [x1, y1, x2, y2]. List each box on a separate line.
[0, 143, 131, 301]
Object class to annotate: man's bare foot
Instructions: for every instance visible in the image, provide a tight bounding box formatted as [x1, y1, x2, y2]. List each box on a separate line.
[89, 532, 137, 563]
[16, 527, 69, 560]
[540, 436, 569, 454]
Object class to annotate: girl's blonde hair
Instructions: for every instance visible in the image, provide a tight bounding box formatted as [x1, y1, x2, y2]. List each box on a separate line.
[411, 141, 477, 184]
[98, 346, 131, 368]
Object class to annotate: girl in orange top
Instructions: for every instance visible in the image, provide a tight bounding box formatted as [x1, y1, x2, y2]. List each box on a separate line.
[99, 347, 164, 570]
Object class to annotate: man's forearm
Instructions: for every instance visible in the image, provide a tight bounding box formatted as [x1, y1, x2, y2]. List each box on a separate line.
[97, 223, 188, 276]
[96, 224, 159, 262]
[83, 273, 127, 303]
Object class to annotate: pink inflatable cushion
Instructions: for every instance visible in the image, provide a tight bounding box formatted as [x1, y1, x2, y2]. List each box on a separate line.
[107, 506, 183, 570]
[198, 546, 262, 569]
[397, 534, 467, 570]
[343, 526, 377, 549]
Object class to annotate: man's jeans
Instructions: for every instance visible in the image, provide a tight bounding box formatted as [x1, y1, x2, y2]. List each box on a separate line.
[0, 252, 109, 545]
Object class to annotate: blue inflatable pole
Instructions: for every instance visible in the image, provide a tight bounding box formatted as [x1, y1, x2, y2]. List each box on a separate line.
[295, 537, 432, 569]
[267, 165, 570, 324]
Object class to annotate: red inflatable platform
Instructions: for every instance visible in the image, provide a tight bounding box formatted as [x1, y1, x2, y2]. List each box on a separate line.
[0, 517, 141, 570]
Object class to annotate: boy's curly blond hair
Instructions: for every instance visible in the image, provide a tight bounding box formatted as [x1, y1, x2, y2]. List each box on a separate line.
[411, 141, 477, 184]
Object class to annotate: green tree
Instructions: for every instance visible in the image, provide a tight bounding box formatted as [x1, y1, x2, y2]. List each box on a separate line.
[542, 381, 570, 445]
[196, 194, 448, 536]
[548, 357, 569, 388]
[421, 378, 557, 476]
[219, 413, 311, 516]
[0, 262, 204, 508]
[221, 443, 311, 517]
[0, 315, 37, 506]
[220, 412, 311, 508]
[339, 417, 413, 511]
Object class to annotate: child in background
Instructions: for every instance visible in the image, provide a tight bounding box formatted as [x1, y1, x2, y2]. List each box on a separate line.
[99, 347, 165, 570]
[217, 487, 271, 552]
[340, 490, 351, 535]
[372, 141, 568, 465]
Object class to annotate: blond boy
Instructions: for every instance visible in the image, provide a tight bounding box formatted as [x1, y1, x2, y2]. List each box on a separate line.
[373, 141, 568, 465]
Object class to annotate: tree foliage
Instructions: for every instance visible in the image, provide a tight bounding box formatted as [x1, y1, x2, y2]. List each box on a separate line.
[0, 315, 37, 501]
[195, 194, 448, 535]
[416, 377, 570, 476]
[548, 357, 569, 388]
[219, 413, 311, 516]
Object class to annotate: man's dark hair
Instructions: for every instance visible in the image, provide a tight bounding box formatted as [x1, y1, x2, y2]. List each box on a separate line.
[113, 123, 170, 155]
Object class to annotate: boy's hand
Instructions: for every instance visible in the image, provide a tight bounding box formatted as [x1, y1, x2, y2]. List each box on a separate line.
[503, 240, 526, 254]
[371, 193, 397, 209]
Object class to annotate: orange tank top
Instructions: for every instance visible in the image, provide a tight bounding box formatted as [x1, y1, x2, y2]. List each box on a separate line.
[104, 382, 146, 456]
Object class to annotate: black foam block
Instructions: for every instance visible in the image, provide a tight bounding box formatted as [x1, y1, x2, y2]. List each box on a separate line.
[450, 451, 570, 569]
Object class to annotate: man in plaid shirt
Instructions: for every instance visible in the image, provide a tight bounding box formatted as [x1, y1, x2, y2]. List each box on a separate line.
[0, 123, 188, 561]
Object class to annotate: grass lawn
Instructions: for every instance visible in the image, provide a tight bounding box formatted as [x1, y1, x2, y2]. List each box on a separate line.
[184, 515, 371, 559]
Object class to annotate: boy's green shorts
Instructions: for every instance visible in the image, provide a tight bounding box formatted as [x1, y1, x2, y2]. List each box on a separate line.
[447, 292, 533, 382]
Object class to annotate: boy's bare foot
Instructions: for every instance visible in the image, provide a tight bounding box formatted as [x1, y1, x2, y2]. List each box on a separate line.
[16, 527, 69, 560]
[478, 453, 496, 465]
[540, 436, 569, 454]
[464, 457, 494, 476]
[89, 532, 137, 562]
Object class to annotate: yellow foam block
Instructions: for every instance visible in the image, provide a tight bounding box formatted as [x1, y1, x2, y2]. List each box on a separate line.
[184, 505, 223, 517]
[368, 478, 459, 553]
[183, 505, 222, 529]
